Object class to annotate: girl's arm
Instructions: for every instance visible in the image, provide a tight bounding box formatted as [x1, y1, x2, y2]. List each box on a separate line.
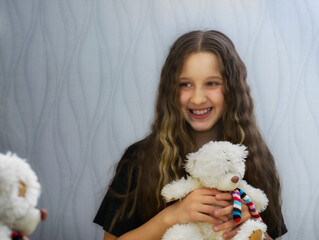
[103, 188, 230, 240]
[264, 233, 273, 240]
[104, 232, 117, 240]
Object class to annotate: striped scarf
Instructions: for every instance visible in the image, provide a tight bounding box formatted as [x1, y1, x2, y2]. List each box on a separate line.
[10, 232, 24, 240]
[231, 188, 263, 223]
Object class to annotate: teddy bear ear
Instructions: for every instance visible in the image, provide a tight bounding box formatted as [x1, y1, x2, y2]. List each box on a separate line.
[18, 180, 27, 197]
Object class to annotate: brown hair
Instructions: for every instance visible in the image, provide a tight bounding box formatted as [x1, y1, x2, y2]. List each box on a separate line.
[108, 30, 283, 235]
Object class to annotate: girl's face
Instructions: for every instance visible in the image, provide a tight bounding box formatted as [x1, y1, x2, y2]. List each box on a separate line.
[179, 52, 225, 133]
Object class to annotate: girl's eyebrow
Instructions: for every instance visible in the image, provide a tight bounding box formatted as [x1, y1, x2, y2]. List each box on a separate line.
[207, 76, 223, 80]
[179, 76, 223, 81]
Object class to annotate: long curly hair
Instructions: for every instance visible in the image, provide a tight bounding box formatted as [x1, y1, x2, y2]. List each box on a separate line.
[108, 30, 283, 235]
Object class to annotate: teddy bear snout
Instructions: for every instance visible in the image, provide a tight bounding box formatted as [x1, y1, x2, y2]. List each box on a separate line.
[40, 208, 48, 221]
[231, 176, 239, 183]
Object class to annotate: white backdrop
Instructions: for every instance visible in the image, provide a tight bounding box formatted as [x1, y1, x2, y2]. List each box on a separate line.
[1, 0, 319, 239]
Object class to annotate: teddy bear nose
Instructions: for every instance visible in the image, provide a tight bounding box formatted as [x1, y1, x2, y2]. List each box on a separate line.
[231, 176, 239, 183]
[40, 208, 48, 221]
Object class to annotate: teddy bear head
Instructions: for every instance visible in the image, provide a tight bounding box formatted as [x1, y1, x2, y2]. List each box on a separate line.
[0, 152, 44, 239]
[185, 141, 248, 191]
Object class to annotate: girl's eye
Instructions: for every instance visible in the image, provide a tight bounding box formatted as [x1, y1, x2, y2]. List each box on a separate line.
[207, 81, 219, 86]
[179, 82, 191, 88]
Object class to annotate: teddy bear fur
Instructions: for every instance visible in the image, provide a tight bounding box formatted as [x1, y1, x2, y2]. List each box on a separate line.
[161, 141, 268, 240]
[0, 152, 42, 240]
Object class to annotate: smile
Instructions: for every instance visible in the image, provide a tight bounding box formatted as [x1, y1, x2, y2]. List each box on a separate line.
[189, 107, 213, 116]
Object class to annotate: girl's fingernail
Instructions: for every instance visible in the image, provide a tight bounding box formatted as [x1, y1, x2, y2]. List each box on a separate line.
[213, 226, 219, 231]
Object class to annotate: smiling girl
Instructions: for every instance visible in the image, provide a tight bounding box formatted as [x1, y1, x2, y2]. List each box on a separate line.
[94, 30, 287, 240]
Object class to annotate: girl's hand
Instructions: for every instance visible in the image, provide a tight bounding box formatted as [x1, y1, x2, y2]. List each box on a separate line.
[213, 192, 252, 239]
[166, 188, 231, 226]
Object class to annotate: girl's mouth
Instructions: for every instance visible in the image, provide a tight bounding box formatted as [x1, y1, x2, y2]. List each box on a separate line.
[189, 107, 213, 119]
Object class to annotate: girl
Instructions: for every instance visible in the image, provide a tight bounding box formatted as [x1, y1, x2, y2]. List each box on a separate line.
[94, 30, 287, 240]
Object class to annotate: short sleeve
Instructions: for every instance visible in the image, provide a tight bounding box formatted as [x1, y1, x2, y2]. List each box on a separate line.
[268, 215, 288, 239]
[93, 144, 142, 237]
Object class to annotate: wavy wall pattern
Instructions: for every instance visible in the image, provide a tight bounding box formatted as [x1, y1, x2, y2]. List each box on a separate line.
[0, 0, 318, 239]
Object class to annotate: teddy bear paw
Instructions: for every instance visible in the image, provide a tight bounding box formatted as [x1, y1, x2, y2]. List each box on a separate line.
[248, 229, 263, 240]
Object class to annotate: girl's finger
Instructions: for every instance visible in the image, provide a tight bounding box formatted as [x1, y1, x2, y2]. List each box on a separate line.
[222, 223, 243, 239]
[196, 204, 216, 216]
[213, 219, 237, 232]
[214, 205, 232, 217]
[212, 199, 231, 208]
[194, 188, 222, 196]
[215, 192, 233, 201]
[200, 196, 230, 207]
[193, 212, 222, 225]
[214, 213, 230, 222]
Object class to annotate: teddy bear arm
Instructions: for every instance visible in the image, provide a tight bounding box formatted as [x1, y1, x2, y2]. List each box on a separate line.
[238, 180, 268, 213]
[161, 177, 200, 202]
[0, 224, 12, 240]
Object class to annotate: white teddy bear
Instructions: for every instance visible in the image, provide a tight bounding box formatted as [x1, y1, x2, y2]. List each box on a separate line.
[0, 152, 47, 240]
[161, 141, 268, 240]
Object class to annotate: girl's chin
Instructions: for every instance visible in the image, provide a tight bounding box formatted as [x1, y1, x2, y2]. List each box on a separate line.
[189, 125, 214, 132]
[188, 120, 222, 133]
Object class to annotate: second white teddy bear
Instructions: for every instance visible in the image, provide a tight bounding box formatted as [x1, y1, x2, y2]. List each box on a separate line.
[0, 152, 47, 240]
[161, 141, 268, 240]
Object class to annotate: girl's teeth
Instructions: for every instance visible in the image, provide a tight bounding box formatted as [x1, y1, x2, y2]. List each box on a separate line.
[192, 108, 212, 115]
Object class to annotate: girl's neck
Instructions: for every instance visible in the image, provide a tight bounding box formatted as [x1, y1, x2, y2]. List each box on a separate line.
[191, 121, 223, 150]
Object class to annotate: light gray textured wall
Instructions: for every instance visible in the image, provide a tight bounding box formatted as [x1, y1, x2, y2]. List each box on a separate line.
[0, 0, 318, 239]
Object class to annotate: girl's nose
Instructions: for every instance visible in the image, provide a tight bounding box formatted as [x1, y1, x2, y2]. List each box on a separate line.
[191, 89, 206, 105]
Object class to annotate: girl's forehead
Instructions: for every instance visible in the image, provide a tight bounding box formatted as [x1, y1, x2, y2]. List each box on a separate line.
[179, 52, 222, 77]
